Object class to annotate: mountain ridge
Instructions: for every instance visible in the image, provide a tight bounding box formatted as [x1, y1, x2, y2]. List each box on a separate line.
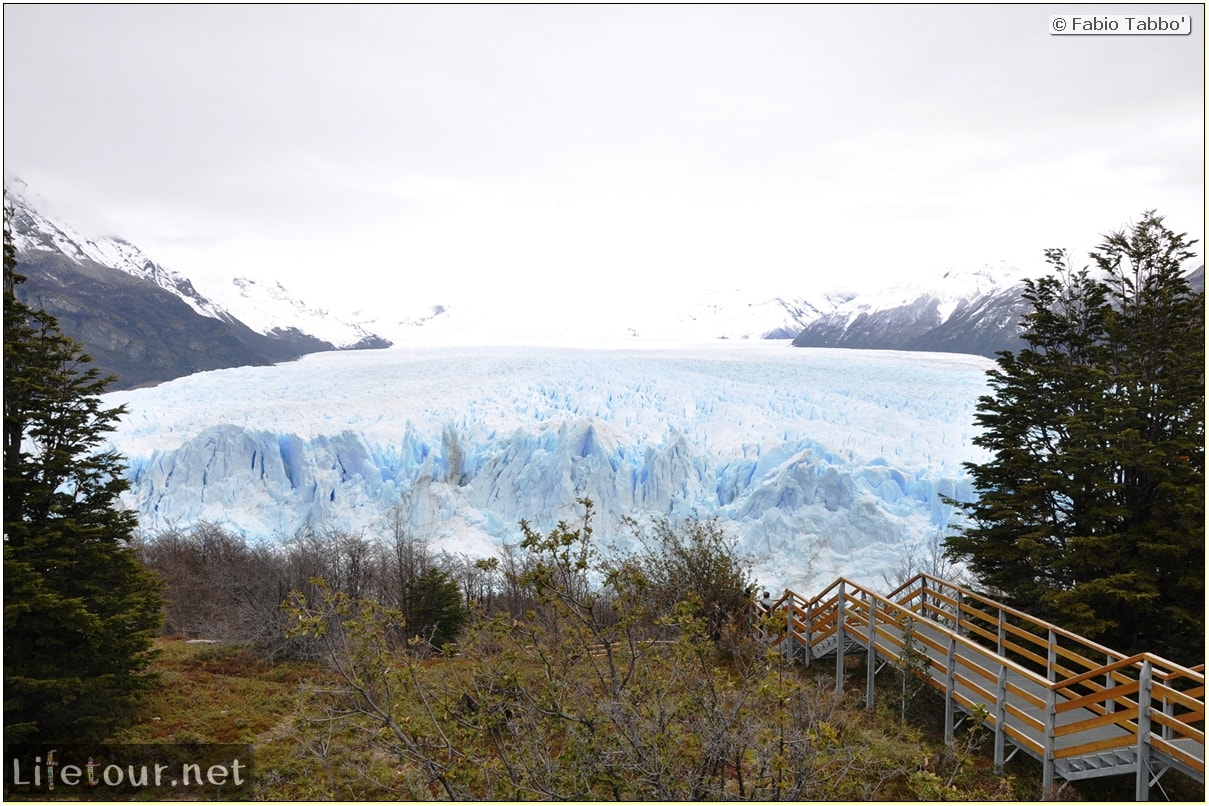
[790, 261, 1204, 357]
[5, 178, 391, 389]
[789, 265, 1036, 358]
[11, 179, 1199, 375]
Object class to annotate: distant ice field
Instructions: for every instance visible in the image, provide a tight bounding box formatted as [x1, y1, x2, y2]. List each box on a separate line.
[102, 341, 994, 592]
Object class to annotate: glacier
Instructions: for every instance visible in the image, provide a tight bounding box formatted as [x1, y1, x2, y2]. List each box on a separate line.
[101, 341, 993, 592]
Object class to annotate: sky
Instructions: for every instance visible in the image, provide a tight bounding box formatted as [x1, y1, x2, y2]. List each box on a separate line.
[3, 4, 1204, 323]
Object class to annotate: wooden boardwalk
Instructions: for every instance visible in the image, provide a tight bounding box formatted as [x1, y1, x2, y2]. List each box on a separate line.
[754, 574, 1204, 800]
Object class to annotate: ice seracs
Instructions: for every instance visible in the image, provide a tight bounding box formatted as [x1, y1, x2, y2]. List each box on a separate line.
[103, 341, 993, 592]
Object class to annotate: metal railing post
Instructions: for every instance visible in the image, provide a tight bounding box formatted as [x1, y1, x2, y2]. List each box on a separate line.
[944, 634, 957, 745]
[1043, 685, 1056, 796]
[1136, 660, 1153, 801]
[802, 596, 811, 667]
[994, 665, 1008, 772]
[835, 581, 846, 694]
[866, 597, 877, 710]
[1047, 629, 1057, 682]
[783, 592, 794, 662]
[1161, 685, 1173, 742]
[954, 589, 964, 634]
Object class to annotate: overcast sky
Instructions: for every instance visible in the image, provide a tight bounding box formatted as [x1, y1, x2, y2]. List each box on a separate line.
[4, 5, 1204, 320]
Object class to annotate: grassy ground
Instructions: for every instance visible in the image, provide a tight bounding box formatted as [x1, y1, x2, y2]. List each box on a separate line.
[103, 638, 1201, 801]
[110, 638, 331, 800]
[115, 639, 315, 746]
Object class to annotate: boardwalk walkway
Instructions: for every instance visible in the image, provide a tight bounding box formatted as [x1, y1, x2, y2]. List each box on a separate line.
[755, 573, 1204, 800]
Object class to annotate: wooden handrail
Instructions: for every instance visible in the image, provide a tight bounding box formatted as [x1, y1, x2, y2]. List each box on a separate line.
[1054, 706, 1141, 738]
[1056, 652, 1152, 689]
[900, 572, 1128, 661]
[1055, 680, 1141, 714]
[893, 573, 1206, 689]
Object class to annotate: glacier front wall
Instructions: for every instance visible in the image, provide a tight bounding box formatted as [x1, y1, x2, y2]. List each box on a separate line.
[107, 343, 992, 591]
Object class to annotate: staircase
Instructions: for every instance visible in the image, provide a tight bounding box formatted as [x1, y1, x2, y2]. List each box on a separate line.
[754, 574, 1205, 800]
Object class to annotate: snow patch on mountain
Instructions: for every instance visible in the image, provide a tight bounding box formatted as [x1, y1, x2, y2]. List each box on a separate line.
[837, 263, 1031, 326]
[190, 274, 387, 348]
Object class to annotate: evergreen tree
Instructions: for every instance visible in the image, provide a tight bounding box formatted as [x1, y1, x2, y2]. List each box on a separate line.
[406, 567, 468, 647]
[945, 212, 1204, 665]
[3, 213, 164, 743]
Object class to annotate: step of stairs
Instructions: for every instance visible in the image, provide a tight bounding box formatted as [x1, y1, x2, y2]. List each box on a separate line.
[1055, 748, 1137, 781]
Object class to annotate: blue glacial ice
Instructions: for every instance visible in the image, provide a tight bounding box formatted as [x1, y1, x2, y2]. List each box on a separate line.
[103, 341, 993, 592]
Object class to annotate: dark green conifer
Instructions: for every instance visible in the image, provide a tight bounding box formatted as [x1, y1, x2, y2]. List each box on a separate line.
[945, 213, 1204, 665]
[3, 213, 164, 743]
[406, 567, 468, 647]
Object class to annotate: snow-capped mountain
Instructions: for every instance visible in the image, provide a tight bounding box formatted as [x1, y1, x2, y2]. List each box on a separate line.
[4, 178, 391, 388]
[6, 177, 1053, 363]
[351, 262, 1035, 354]
[791, 265, 1034, 357]
[6, 178, 229, 320]
[18, 176, 1157, 383]
[102, 342, 993, 592]
[791, 262, 1205, 357]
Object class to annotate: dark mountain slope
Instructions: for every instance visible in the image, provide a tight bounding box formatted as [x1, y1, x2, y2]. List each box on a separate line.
[14, 250, 282, 389]
[6, 179, 390, 389]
